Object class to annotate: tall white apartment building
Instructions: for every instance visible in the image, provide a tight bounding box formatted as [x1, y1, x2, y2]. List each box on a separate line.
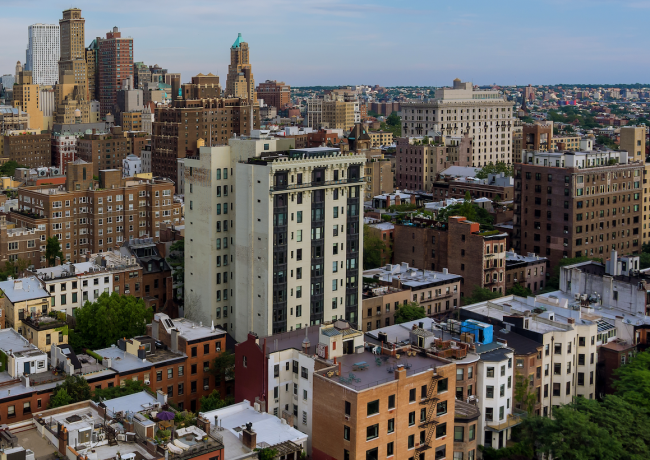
[25, 24, 60, 86]
[401, 79, 515, 167]
[185, 135, 365, 341]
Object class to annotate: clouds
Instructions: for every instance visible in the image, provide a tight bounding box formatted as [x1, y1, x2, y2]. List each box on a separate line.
[0, 0, 647, 86]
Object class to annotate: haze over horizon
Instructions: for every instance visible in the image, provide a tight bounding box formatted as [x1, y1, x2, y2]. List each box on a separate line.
[1, 0, 649, 86]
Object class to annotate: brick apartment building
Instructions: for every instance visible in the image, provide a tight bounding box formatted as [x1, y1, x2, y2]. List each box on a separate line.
[369, 101, 400, 116]
[311, 335, 456, 460]
[361, 284, 410, 332]
[513, 149, 643, 270]
[151, 97, 259, 182]
[76, 126, 130, 177]
[523, 122, 553, 152]
[431, 172, 514, 202]
[182, 73, 222, 100]
[3, 131, 51, 168]
[396, 134, 472, 191]
[98, 27, 134, 117]
[0, 313, 227, 423]
[0, 213, 47, 269]
[392, 216, 508, 298]
[363, 263, 463, 322]
[257, 80, 290, 109]
[504, 250, 548, 293]
[10, 160, 182, 263]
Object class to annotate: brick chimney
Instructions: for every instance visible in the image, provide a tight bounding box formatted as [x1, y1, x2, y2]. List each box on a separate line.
[242, 428, 257, 450]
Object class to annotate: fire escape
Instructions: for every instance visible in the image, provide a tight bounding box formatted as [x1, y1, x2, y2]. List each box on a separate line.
[415, 370, 442, 460]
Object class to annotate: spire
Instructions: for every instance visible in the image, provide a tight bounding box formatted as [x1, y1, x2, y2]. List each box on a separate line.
[232, 33, 243, 49]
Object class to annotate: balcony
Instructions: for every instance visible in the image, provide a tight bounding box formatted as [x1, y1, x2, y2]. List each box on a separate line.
[485, 408, 527, 432]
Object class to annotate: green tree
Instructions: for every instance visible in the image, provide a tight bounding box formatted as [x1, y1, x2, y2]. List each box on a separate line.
[0, 160, 28, 177]
[49, 387, 73, 408]
[254, 448, 279, 460]
[363, 224, 389, 270]
[506, 284, 532, 297]
[513, 372, 536, 415]
[463, 286, 502, 306]
[612, 349, 650, 408]
[72, 292, 153, 351]
[474, 162, 513, 180]
[93, 379, 149, 402]
[394, 302, 426, 324]
[45, 236, 64, 267]
[199, 390, 234, 412]
[210, 350, 235, 382]
[50, 375, 91, 408]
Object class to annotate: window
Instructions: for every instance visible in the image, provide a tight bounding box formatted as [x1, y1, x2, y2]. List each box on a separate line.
[487, 367, 494, 377]
[454, 426, 464, 442]
[409, 388, 416, 402]
[301, 366, 308, 379]
[437, 400, 447, 416]
[345, 401, 351, 416]
[343, 425, 350, 441]
[486, 386, 494, 398]
[436, 423, 446, 439]
[408, 434, 415, 449]
[8, 405, 15, 418]
[485, 407, 493, 421]
[387, 442, 394, 457]
[387, 418, 395, 433]
[469, 424, 475, 441]
[367, 400, 379, 416]
[438, 378, 448, 393]
[366, 424, 379, 441]
[409, 411, 415, 426]
[388, 394, 395, 409]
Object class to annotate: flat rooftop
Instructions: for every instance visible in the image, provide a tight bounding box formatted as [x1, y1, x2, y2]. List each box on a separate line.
[318, 347, 449, 391]
[0, 277, 49, 302]
[261, 325, 323, 356]
[363, 263, 462, 289]
[201, 402, 306, 457]
[0, 328, 46, 358]
[170, 317, 226, 342]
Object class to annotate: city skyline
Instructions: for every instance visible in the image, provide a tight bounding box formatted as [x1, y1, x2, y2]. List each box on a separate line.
[0, 0, 649, 87]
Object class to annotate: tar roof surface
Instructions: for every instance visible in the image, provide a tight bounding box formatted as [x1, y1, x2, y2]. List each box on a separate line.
[479, 347, 514, 362]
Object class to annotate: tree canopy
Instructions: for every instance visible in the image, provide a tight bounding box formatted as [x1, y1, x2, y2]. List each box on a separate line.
[488, 348, 650, 460]
[506, 284, 532, 298]
[93, 379, 149, 402]
[363, 224, 390, 270]
[71, 292, 153, 351]
[475, 162, 513, 179]
[394, 302, 426, 324]
[199, 390, 234, 412]
[0, 160, 28, 177]
[45, 236, 64, 267]
[210, 350, 235, 383]
[49, 375, 91, 408]
[463, 286, 502, 306]
[437, 192, 494, 230]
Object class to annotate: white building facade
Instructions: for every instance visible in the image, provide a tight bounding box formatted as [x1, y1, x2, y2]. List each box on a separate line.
[185, 136, 365, 341]
[25, 24, 60, 86]
[123, 154, 142, 178]
[401, 79, 515, 167]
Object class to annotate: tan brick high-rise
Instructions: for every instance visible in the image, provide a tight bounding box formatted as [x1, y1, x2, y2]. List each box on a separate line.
[59, 8, 88, 99]
[225, 33, 256, 104]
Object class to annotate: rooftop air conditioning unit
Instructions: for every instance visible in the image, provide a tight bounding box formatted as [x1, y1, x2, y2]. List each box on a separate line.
[144, 379, 150, 385]
[204, 385, 209, 391]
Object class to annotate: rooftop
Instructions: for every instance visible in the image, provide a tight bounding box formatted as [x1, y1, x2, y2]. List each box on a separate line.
[363, 262, 462, 289]
[201, 401, 306, 459]
[0, 277, 49, 303]
[0, 328, 46, 358]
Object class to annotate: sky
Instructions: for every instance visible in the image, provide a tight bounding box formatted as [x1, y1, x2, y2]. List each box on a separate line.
[0, 0, 649, 87]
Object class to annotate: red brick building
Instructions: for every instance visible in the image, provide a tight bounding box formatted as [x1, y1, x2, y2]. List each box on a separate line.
[392, 216, 508, 298]
[256, 80, 290, 110]
[98, 27, 134, 117]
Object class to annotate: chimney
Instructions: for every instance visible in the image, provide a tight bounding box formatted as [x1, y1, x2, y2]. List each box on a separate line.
[567, 318, 576, 325]
[302, 328, 311, 354]
[242, 427, 256, 450]
[171, 328, 179, 352]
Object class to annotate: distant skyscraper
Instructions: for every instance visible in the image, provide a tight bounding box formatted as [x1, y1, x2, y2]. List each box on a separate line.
[98, 27, 134, 117]
[25, 24, 60, 86]
[225, 33, 256, 103]
[59, 8, 87, 98]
